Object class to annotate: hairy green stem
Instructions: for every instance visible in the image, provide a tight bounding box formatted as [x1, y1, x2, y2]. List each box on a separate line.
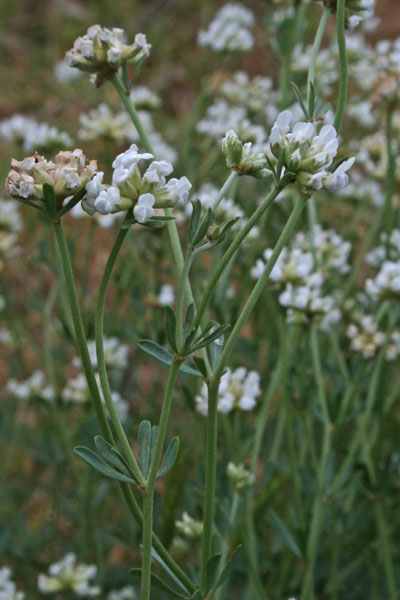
[141, 359, 183, 600]
[333, 0, 347, 132]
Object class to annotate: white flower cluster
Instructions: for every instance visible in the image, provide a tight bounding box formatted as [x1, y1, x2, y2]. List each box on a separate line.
[366, 261, 400, 301]
[366, 230, 400, 267]
[157, 284, 175, 307]
[130, 86, 161, 110]
[5, 150, 97, 203]
[175, 513, 203, 539]
[226, 462, 254, 490]
[347, 315, 385, 358]
[62, 372, 129, 421]
[54, 59, 81, 84]
[66, 25, 151, 86]
[79, 104, 134, 142]
[72, 337, 129, 371]
[0, 115, 72, 153]
[38, 553, 100, 596]
[0, 567, 24, 600]
[266, 110, 355, 191]
[82, 144, 191, 223]
[195, 367, 261, 416]
[0, 200, 22, 233]
[252, 225, 347, 330]
[314, 0, 376, 30]
[6, 370, 54, 402]
[198, 3, 255, 53]
[107, 587, 136, 600]
[279, 274, 341, 331]
[220, 71, 279, 123]
[70, 202, 122, 228]
[294, 225, 352, 275]
[197, 100, 267, 147]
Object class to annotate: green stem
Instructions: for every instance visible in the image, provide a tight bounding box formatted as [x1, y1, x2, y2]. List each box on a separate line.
[95, 224, 145, 486]
[211, 171, 239, 211]
[175, 250, 194, 350]
[301, 325, 332, 600]
[200, 194, 308, 591]
[193, 185, 284, 333]
[333, 0, 347, 132]
[52, 219, 113, 440]
[307, 6, 330, 104]
[53, 219, 195, 595]
[374, 502, 398, 599]
[383, 108, 396, 251]
[141, 359, 183, 600]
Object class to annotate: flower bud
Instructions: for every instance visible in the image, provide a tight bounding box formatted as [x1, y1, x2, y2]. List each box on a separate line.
[227, 462, 255, 490]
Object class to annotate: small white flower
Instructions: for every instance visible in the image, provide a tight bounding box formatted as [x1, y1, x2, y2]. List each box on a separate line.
[165, 176, 192, 207]
[157, 284, 175, 306]
[94, 186, 120, 215]
[38, 553, 100, 596]
[134, 193, 155, 223]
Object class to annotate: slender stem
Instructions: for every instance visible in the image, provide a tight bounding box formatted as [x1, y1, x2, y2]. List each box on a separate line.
[52, 219, 113, 440]
[383, 108, 396, 251]
[175, 250, 194, 350]
[307, 6, 330, 105]
[141, 359, 183, 600]
[95, 225, 145, 486]
[301, 325, 332, 600]
[193, 185, 284, 333]
[211, 171, 239, 211]
[53, 219, 195, 595]
[374, 502, 398, 599]
[333, 0, 348, 132]
[200, 194, 308, 591]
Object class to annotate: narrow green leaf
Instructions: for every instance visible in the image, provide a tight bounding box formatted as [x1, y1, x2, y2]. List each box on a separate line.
[138, 420, 152, 478]
[191, 355, 208, 377]
[151, 548, 192, 595]
[308, 81, 315, 119]
[43, 183, 57, 216]
[149, 425, 159, 470]
[128, 55, 147, 90]
[59, 185, 87, 216]
[290, 81, 308, 119]
[189, 199, 202, 244]
[166, 306, 178, 353]
[190, 324, 230, 353]
[138, 340, 202, 377]
[74, 447, 136, 484]
[191, 207, 215, 247]
[129, 568, 190, 598]
[268, 511, 302, 558]
[209, 340, 223, 371]
[157, 436, 179, 480]
[150, 215, 176, 221]
[206, 553, 222, 594]
[16, 197, 47, 213]
[94, 436, 136, 480]
[142, 220, 164, 229]
[212, 545, 242, 592]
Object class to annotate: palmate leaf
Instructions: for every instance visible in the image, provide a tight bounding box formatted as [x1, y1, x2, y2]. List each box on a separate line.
[138, 340, 202, 377]
[94, 436, 135, 479]
[74, 446, 137, 484]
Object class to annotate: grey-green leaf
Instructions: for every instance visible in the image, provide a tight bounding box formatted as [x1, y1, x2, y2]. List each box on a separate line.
[138, 340, 202, 377]
[94, 436, 136, 479]
[138, 420, 152, 478]
[74, 446, 137, 484]
[157, 436, 179, 480]
[206, 553, 222, 594]
[129, 568, 190, 598]
[212, 545, 241, 592]
[166, 307, 178, 353]
[268, 511, 302, 558]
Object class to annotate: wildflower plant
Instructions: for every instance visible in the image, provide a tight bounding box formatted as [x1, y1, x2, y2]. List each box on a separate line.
[2, 1, 400, 599]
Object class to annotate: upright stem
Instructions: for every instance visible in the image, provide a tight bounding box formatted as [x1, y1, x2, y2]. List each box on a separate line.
[53, 219, 195, 595]
[307, 6, 330, 104]
[301, 325, 332, 600]
[52, 219, 113, 440]
[333, 0, 348, 132]
[200, 194, 308, 591]
[383, 108, 396, 249]
[193, 185, 283, 333]
[95, 225, 145, 486]
[175, 250, 194, 350]
[141, 359, 183, 600]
